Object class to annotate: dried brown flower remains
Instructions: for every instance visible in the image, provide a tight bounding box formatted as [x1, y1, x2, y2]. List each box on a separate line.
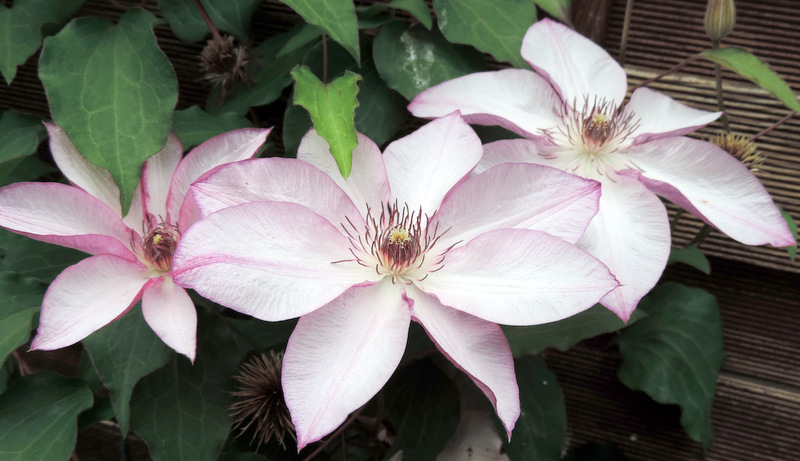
[199, 35, 253, 100]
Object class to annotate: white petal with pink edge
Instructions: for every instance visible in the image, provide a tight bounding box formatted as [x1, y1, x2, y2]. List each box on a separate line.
[630, 137, 794, 247]
[383, 113, 482, 215]
[143, 132, 183, 220]
[476, 138, 555, 175]
[577, 176, 671, 321]
[624, 88, 721, 143]
[408, 69, 562, 138]
[142, 277, 197, 362]
[283, 279, 410, 450]
[172, 201, 376, 321]
[185, 157, 365, 231]
[0, 182, 136, 259]
[432, 162, 600, 247]
[46, 123, 122, 216]
[297, 130, 390, 215]
[521, 18, 627, 107]
[419, 228, 618, 325]
[165, 128, 271, 223]
[31, 255, 151, 350]
[407, 285, 519, 438]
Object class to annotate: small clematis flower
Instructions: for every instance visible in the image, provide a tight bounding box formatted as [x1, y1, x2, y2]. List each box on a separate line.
[172, 113, 619, 448]
[0, 125, 271, 361]
[408, 19, 794, 320]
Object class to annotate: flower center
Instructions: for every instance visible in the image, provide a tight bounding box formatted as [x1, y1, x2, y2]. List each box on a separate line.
[339, 202, 453, 284]
[138, 222, 180, 273]
[541, 98, 641, 180]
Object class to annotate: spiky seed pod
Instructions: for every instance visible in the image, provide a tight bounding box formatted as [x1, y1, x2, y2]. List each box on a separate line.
[199, 35, 253, 100]
[711, 132, 765, 172]
[229, 351, 295, 449]
[705, 0, 736, 41]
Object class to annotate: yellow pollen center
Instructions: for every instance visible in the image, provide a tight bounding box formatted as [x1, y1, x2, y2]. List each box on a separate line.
[388, 226, 411, 245]
[591, 113, 608, 127]
[151, 234, 163, 245]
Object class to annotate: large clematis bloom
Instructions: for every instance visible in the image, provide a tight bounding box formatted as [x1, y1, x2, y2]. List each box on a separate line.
[409, 19, 794, 320]
[172, 113, 619, 448]
[0, 125, 271, 361]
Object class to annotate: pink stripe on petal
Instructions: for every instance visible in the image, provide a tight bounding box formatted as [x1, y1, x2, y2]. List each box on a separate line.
[173, 201, 376, 321]
[408, 68, 562, 138]
[0, 182, 136, 259]
[283, 280, 410, 449]
[32, 255, 150, 351]
[419, 228, 618, 325]
[165, 128, 271, 222]
[407, 285, 519, 438]
[142, 277, 197, 362]
[383, 113, 482, 215]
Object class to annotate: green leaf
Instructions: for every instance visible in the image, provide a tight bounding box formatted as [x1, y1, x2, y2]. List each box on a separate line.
[0, 372, 93, 461]
[157, 0, 262, 42]
[38, 8, 179, 215]
[532, 0, 572, 23]
[503, 305, 647, 357]
[779, 207, 797, 260]
[172, 106, 253, 149]
[0, 230, 85, 283]
[700, 47, 800, 113]
[0, 273, 46, 364]
[223, 317, 295, 356]
[279, 0, 360, 62]
[667, 244, 711, 274]
[130, 309, 239, 461]
[83, 305, 173, 436]
[292, 66, 360, 178]
[0, 0, 85, 84]
[282, 90, 312, 157]
[357, 0, 433, 30]
[617, 283, 725, 449]
[383, 358, 460, 460]
[433, 0, 535, 68]
[504, 355, 565, 460]
[563, 442, 634, 461]
[373, 21, 486, 100]
[0, 156, 56, 188]
[207, 23, 320, 116]
[0, 111, 46, 164]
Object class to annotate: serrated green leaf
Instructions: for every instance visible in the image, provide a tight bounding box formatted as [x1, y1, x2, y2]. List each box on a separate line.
[83, 305, 173, 435]
[532, 0, 572, 23]
[384, 358, 460, 460]
[0, 0, 85, 84]
[779, 207, 797, 260]
[172, 106, 253, 149]
[279, 0, 360, 62]
[207, 23, 320, 116]
[0, 372, 93, 461]
[504, 355, 565, 460]
[0, 272, 46, 364]
[292, 66, 360, 178]
[700, 47, 800, 113]
[0, 229, 85, 283]
[157, 0, 262, 42]
[38, 8, 178, 215]
[503, 305, 647, 357]
[667, 244, 711, 274]
[433, 0, 535, 68]
[373, 21, 486, 100]
[0, 111, 46, 164]
[617, 283, 725, 449]
[130, 310, 239, 461]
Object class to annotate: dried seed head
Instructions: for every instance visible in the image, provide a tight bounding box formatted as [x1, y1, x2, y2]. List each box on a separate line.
[229, 351, 295, 450]
[199, 35, 253, 100]
[705, 0, 736, 41]
[710, 132, 765, 171]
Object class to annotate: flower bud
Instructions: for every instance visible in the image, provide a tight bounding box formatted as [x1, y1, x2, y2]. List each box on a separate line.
[705, 0, 736, 41]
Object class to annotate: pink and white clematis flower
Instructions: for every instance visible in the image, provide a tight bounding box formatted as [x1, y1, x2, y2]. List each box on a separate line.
[172, 113, 619, 448]
[409, 19, 794, 320]
[0, 125, 271, 361]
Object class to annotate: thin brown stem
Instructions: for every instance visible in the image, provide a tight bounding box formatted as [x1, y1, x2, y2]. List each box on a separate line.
[303, 406, 365, 461]
[711, 39, 730, 131]
[629, 54, 701, 93]
[690, 224, 714, 248]
[750, 111, 796, 142]
[248, 107, 261, 128]
[12, 349, 33, 376]
[322, 33, 329, 84]
[192, 0, 224, 44]
[618, 0, 635, 66]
